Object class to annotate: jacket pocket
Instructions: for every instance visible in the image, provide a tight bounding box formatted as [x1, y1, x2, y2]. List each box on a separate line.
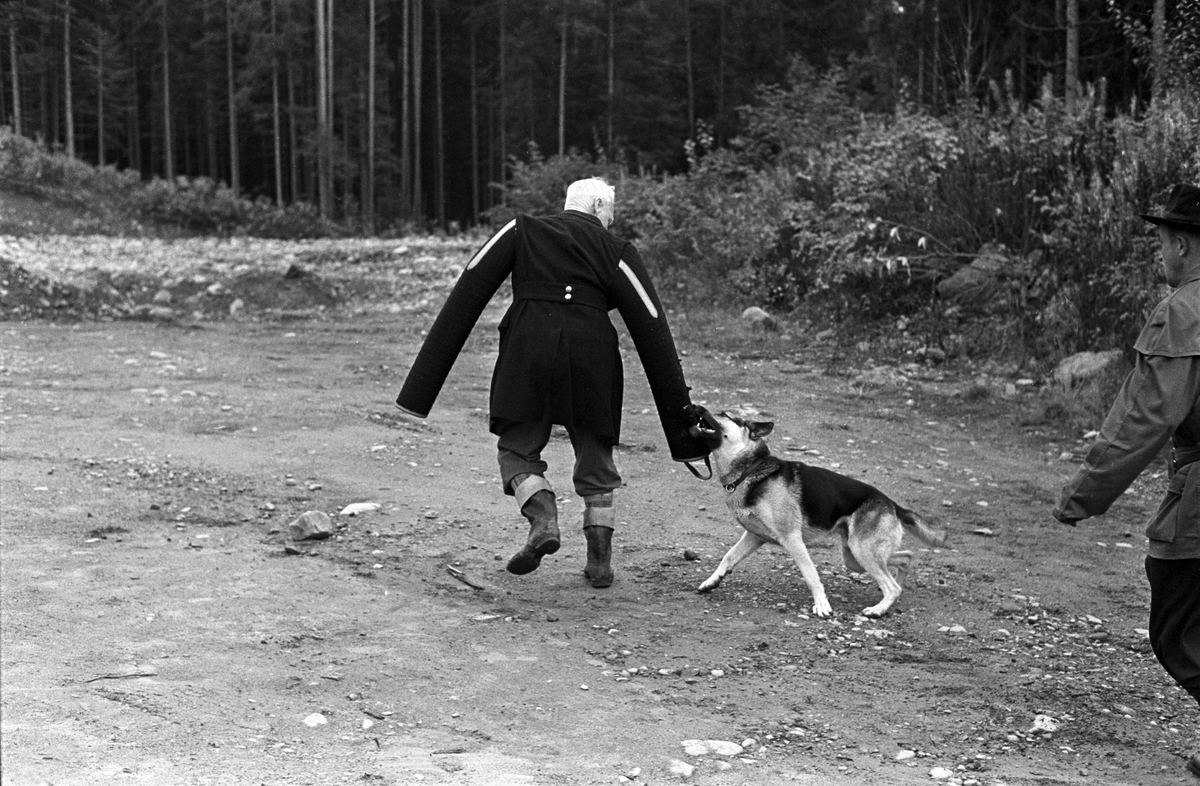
[1145, 464, 1194, 543]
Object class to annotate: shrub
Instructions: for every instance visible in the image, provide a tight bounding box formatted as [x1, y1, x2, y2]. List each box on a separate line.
[482, 145, 627, 227]
[1, 128, 346, 238]
[0, 126, 139, 196]
[131, 176, 245, 233]
[623, 149, 801, 312]
[1039, 92, 1200, 352]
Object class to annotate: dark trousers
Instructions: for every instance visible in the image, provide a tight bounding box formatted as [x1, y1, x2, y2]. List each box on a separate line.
[496, 419, 621, 499]
[1145, 556, 1200, 706]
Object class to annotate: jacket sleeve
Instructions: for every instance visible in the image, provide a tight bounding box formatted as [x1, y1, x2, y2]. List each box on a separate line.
[395, 221, 516, 417]
[609, 243, 710, 462]
[1054, 353, 1200, 523]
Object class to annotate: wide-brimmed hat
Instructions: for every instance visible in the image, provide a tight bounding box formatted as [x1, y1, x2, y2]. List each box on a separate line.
[1141, 183, 1200, 233]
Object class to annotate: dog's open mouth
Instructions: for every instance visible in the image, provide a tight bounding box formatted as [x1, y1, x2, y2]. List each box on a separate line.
[685, 404, 721, 441]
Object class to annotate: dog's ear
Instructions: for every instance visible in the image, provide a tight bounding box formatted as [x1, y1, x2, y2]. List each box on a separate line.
[748, 421, 774, 440]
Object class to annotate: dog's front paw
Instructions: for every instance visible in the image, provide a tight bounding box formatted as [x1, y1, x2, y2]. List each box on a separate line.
[811, 597, 833, 617]
[697, 575, 723, 593]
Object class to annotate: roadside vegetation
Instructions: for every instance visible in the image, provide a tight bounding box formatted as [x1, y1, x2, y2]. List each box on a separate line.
[497, 63, 1200, 371]
[3, 55, 1199, 403]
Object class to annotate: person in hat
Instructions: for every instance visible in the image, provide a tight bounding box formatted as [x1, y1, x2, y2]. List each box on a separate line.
[1054, 182, 1200, 776]
[395, 177, 709, 588]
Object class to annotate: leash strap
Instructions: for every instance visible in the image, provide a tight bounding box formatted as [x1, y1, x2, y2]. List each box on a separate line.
[684, 456, 713, 481]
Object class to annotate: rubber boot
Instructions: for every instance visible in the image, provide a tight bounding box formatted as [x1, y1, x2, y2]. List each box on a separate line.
[506, 474, 560, 575]
[582, 494, 615, 588]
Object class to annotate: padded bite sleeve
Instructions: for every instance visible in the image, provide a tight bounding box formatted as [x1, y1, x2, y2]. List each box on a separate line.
[395, 222, 516, 417]
[611, 245, 710, 462]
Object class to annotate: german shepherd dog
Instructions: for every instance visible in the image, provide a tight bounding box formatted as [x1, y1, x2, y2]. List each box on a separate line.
[686, 404, 947, 618]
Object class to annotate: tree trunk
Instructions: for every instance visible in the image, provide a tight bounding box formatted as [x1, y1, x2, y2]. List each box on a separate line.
[8, 12, 21, 136]
[683, 0, 694, 139]
[201, 0, 216, 178]
[486, 79, 495, 211]
[1151, 0, 1166, 108]
[326, 0, 335, 211]
[272, 0, 283, 203]
[129, 42, 140, 174]
[226, 0, 239, 194]
[287, 57, 298, 202]
[412, 0, 423, 218]
[434, 0, 444, 228]
[161, 0, 173, 179]
[606, 0, 614, 154]
[96, 4, 105, 166]
[498, 0, 506, 202]
[1064, 0, 1079, 104]
[315, 0, 330, 217]
[915, 0, 925, 105]
[365, 0, 375, 226]
[932, 0, 940, 108]
[716, 0, 726, 141]
[1017, 0, 1027, 108]
[63, 0, 75, 158]
[1, 22, 7, 130]
[469, 10, 479, 223]
[557, 0, 566, 156]
[400, 0, 411, 219]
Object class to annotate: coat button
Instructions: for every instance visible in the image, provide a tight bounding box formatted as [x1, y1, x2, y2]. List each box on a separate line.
[564, 293, 572, 300]
[565, 285, 573, 292]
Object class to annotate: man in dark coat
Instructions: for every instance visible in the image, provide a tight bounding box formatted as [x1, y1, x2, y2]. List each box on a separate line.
[1054, 182, 1200, 777]
[396, 178, 708, 588]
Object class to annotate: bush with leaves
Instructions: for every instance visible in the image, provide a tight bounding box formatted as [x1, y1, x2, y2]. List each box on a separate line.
[131, 176, 246, 234]
[2, 128, 345, 239]
[0, 126, 139, 197]
[482, 145, 627, 228]
[1039, 92, 1200, 354]
[622, 148, 801, 312]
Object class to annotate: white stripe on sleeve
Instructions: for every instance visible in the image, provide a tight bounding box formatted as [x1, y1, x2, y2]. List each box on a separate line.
[466, 219, 517, 270]
[618, 260, 659, 319]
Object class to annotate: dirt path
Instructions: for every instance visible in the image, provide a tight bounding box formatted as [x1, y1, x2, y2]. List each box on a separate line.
[1, 314, 1196, 786]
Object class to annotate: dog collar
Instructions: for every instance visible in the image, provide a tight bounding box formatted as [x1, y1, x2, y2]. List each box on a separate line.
[722, 458, 771, 493]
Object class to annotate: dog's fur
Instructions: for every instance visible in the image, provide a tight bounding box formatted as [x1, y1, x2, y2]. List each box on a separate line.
[686, 404, 947, 618]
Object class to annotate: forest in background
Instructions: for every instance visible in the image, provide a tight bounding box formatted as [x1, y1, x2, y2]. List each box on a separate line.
[2, 0, 1199, 370]
[3, 0, 1198, 229]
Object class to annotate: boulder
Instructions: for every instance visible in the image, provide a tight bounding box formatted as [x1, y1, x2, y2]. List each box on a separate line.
[1053, 350, 1123, 387]
[936, 244, 1009, 306]
[287, 510, 334, 541]
[741, 306, 778, 332]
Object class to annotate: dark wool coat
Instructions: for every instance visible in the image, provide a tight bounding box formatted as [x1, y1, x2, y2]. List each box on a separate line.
[1055, 273, 1200, 558]
[396, 210, 709, 462]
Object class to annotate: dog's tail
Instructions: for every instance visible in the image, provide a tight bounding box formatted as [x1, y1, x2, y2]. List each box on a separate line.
[896, 506, 948, 548]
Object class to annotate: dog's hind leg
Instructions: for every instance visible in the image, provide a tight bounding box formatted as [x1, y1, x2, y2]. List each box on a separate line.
[777, 530, 833, 618]
[847, 542, 913, 584]
[840, 541, 865, 574]
[846, 511, 906, 618]
[698, 531, 765, 593]
[887, 551, 913, 585]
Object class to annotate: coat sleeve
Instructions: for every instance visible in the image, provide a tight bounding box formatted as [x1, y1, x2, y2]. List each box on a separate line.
[1054, 354, 1200, 523]
[395, 221, 516, 417]
[609, 243, 710, 462]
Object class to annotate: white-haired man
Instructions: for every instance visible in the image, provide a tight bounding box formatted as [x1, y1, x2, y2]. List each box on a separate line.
[396, 178, 708, 588]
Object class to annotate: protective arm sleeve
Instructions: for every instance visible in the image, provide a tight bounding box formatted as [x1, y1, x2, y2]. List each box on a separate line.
[1054, 354, 1200, 523]
[394, 222, 516, 417]
[610, 244, 710, 462]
